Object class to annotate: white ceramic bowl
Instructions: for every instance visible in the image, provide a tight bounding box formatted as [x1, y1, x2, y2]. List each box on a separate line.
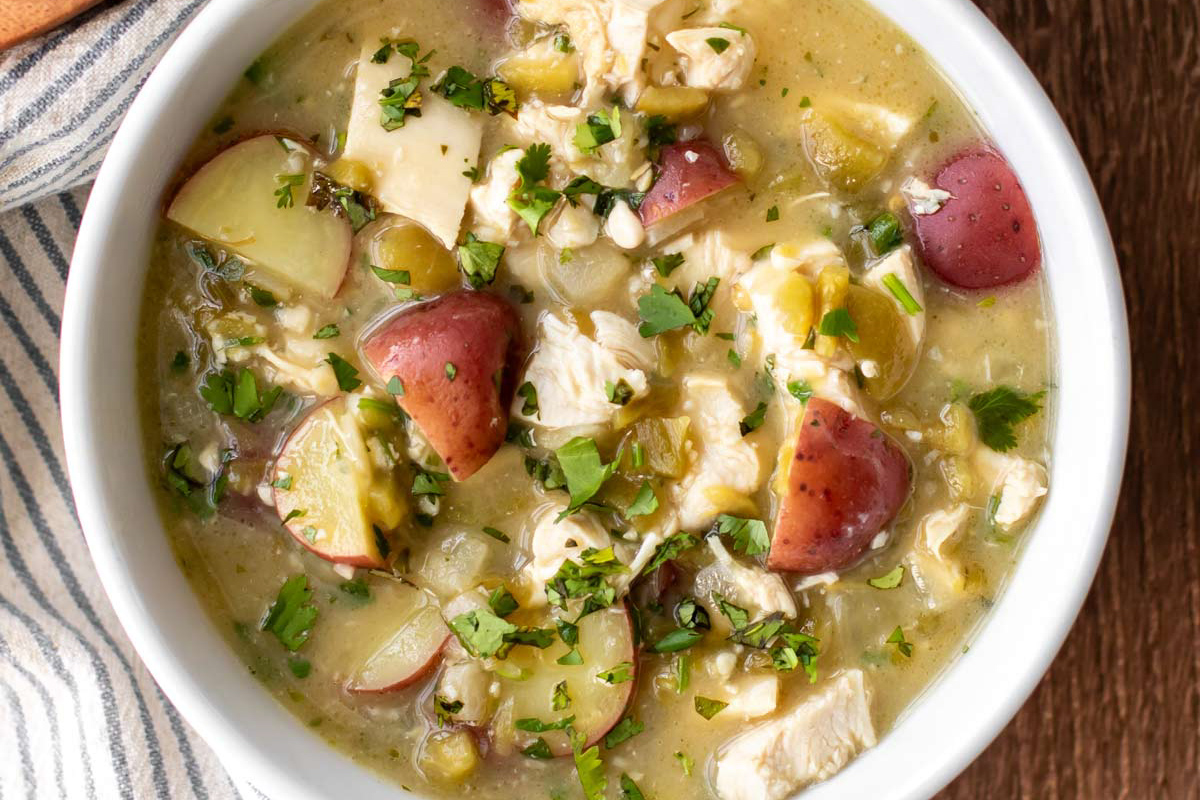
[61, 0, 1130, 797]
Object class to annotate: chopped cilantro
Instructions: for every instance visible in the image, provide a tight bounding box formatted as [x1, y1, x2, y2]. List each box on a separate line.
[787, 379, 813, 403]
[555, 437, 619, 515]
[522, 738, 554, 759]
[572, 728, 608, 799]
[818, 308, 860, 342]
[739, 401, 768, 436]
[694, 696, 728, 720]
[650, 628, 703, 653]
[448, 608, 554, 659]
[386, 375, 405, 396]
[637, 284, 696, 337]
[626, 481, 658, 518]
[371, 265, 411, 284]
[552, 680, 571, 710]
[199, 368, 282, 423]
[434, 695, 464, 727]
[432, 66, 518, 116]
[675, 654, 691, 693]
[765, 204, 780, 222]
[482, 526, 511, 543]
[651, 252, 685, 277]
[727, 348, 742, 367]
[313, 323, 340, 339]
[339, 578, 370, 599]
[261, 575, 318, 652]
[273, 173, 305, 209]
[378, 75, 422, 131]
[515, 715, 576, 732]
[248, 285, 278, 307]
[687, 277, 720, 334]
[641, 532, 698, 575]
[605, 378, 635, 406]
[751, 243, 775, 260]
[557, 648, 584, 666]
[508, 143, 561, 234]
[887, 625, 914, 657]
[968, 386, 1044, 452]
[602, 717, 644, 749]
[868, 565, 905, 589]
[488, 585, 520, 617]
[444, 362, 458, 381]
[324, 353, 361, 391]
[596, 661, 635, 685]
[619, 774, 646, 800]
[169, 350, 189, 374]
[574, 107, 622, 154]
[674, 751, 695, 776]
[544, 547, 627, 616]
[517, 381, 540, 417]
[706, 37, 731, 54]
[412, 470, 449, 496]
[715, 514, 769, 556]
[673, 597, 710, 631]
[271, 475, 293, 490]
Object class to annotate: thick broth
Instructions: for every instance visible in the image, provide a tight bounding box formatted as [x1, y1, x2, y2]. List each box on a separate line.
[140, 0, 1053, 797]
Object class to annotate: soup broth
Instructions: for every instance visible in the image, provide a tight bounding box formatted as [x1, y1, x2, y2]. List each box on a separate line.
[140, 0, 1054, 797]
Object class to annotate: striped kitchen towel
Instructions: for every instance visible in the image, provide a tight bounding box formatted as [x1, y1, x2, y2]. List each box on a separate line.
[0, 1, 262, 798]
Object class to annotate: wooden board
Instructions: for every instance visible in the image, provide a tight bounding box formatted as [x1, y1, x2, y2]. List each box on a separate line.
[939, 1, 1200, 798]
[0, 0, 106, 50]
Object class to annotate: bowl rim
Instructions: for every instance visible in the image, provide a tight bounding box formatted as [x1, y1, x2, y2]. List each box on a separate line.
[60, 0, 1130, 798]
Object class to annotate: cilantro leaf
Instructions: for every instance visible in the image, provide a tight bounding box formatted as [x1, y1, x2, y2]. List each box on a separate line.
[595, 661, 635, 684]
[711, 592, 750, 630]
[882, 273, 923, 314]
[619, 774, 647, 800]
[448, 608, 517, 658]
[605, 378, 635, 406]
[378, 76, 422, 131]
[517, 381, 540, 417]
[968, 386, 1044, 452]
[522, 738, 554, 759]
[641, 532, 698, 575]
[694, 696, 728, 720]
[555, 437, 619, 514]
[887, 625, 914, 657]
[261, 575, 318, 652]
[687, 277, 720, 334]
[552, 680, 571, 710]
[626, 481, 658, 518]
[574, 107, 622, 154]
[434, 695, 464, 727]
[867, 565, 904, 589]
[673, 597, 710, 631]
[715, 514, 770, 556]
[637, 284, 696, 337]
[787, 379, 813, 403]
[818, 308, 860, 343]
[324, 353, 362, 391]
[652, 252, 685, 277]
[739, 401, 768, 436]
[572, 727, 608, 799]
[482, 526, 511, 543]
[488, 585, 520, 617]
[508, 144, 561, 234]
[563, 175, 604, 205]
[706, 37, 731, 53]
[650, 628, 703, 653]
[602, 717, 644, 749]
[313, 324, 340, 339]
[515, 715, 576, 732]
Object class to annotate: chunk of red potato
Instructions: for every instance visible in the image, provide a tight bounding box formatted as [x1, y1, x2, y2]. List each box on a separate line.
[273, 398, 400, 568]
[768, 399, 910, 575]
[344, 581, 450, 693]
[639, 141, 739, 228]
[166, 135, 351, 299]
[909, 149, 1041, 289]
[491, 604, 636, 756]
[361, 291, 524, 480]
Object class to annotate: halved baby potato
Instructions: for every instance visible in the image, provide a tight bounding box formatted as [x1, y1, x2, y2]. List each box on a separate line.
[166, 134, 352, 299]
[492, 605, 636, 756]
[345, 580, 450, 693]
[272, 397, 403, 568]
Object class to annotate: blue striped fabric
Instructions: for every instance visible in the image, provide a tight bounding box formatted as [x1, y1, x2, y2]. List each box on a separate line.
[0, 1, 260, 797]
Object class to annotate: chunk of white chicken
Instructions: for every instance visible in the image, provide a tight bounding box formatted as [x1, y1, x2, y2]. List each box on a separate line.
[340, 41, 483, 248]
[673, 374, 764, 530]
[722, 673, 780, 720]
[467, 148, 524, 245]
[205, 313, 340, 396]
[905, 503, 972, 603]
[713, 670, 877, 800]
[901, 176, 953, 216]
[520, 502, 624, 607]
[518, 0, 666, 106]
[695, 537, 797, 627]
[862, 244, 925, 347]
[590, 310, 657, 371]
[665, 27, 757, 92]
[659, 229, 752, 334]
[510, 100, 649, 190]
[514, 313, 650, 428]
[973, 449, 1049, 530]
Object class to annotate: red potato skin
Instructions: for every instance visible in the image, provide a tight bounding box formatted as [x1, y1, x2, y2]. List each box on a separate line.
[638, 140, 739, 227]
[768, 399, 911, 575]
[346, 634, 450, 694]
[910, 149, 1041, 290]
[362, 291, 525, 481]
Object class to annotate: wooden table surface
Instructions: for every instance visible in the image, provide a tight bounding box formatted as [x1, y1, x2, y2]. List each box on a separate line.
[939, 2, 1199, 798]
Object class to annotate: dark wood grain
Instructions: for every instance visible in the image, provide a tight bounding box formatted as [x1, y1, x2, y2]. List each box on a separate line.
[938, 2, 1200, 798]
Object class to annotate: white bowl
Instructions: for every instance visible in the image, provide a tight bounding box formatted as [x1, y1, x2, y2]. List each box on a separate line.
[60, 0, 1129, 797]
